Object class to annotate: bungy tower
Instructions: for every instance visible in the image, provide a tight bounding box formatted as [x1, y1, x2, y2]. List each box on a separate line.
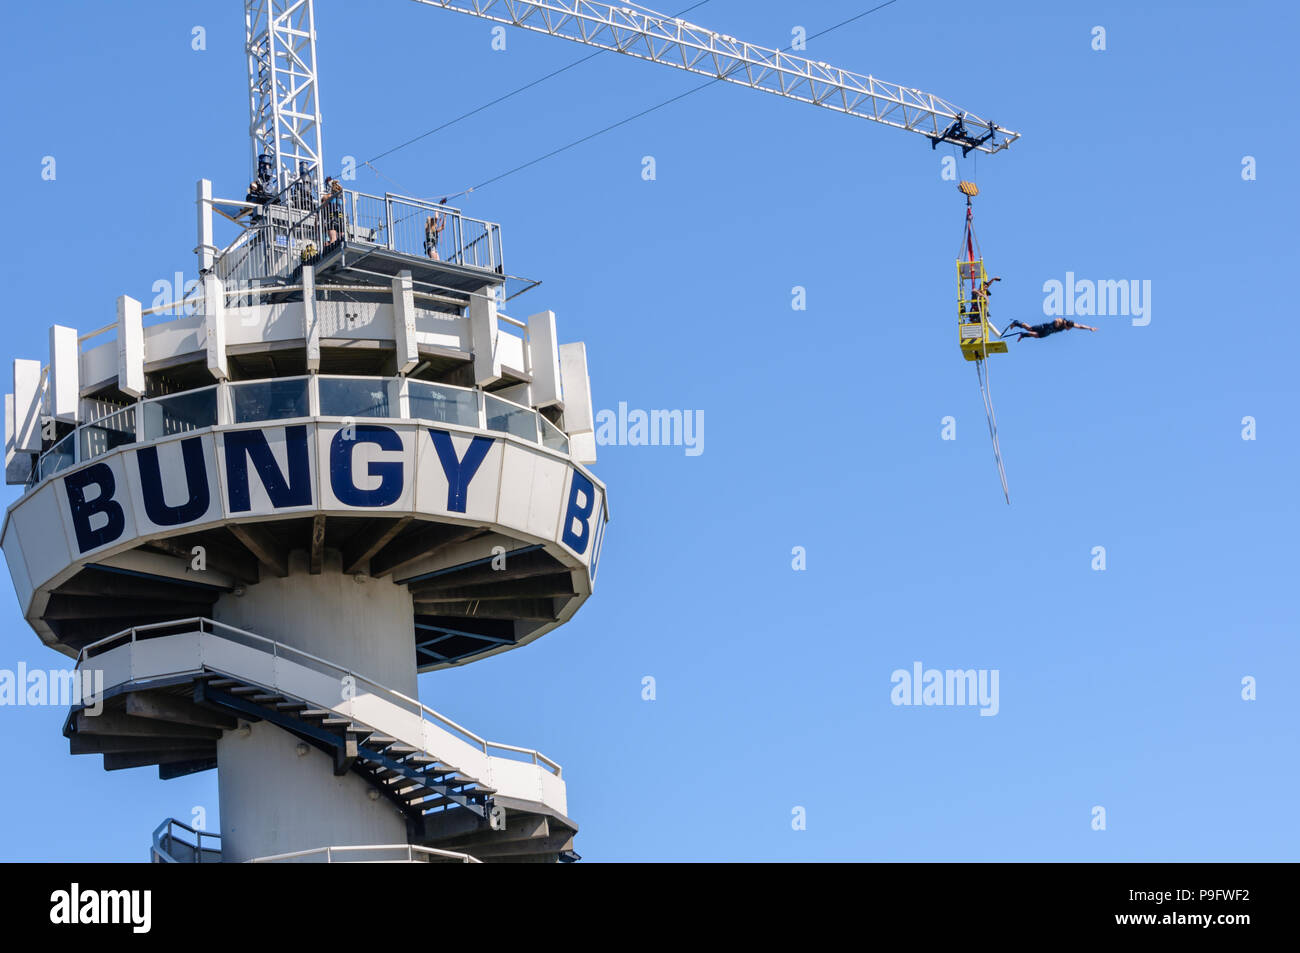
[1, 1, 607, 865]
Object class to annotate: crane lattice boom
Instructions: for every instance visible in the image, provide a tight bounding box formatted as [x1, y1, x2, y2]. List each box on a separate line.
[411, 0, 1019, 154]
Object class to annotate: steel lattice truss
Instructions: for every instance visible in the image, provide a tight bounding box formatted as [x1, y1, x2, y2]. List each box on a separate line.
[246, 0, 326, 193]
[411, 0, 1019, 153]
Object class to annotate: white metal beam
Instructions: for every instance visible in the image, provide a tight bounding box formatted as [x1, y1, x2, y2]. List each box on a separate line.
[410, 0, 1018, 153]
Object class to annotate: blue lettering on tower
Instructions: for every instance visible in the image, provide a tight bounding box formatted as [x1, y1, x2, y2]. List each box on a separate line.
[560, 470, 596, 555]
[225, 425, 312, 512]
[137, 437, 210, 526]
[427, 429, 494, 513]
[64, 463, 126, 553]
[331, 425, 403, 507]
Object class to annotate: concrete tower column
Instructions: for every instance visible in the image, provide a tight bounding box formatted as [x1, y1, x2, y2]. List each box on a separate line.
[213, 548, 418, 696]
[212, 547, 419, 861]
[216, 721, 408, 863]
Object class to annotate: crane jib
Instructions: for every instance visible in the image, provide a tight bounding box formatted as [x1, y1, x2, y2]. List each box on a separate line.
[407, 0, 1020, 155]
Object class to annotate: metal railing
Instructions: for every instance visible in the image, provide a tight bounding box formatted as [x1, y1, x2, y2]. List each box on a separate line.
[151, 819, 478, 863]
[29, 375, 569, 488]
[79, 617, 563, 776]
[152, 818, 222, 863]
[214, 187, 504, 286]
[249, 844, 480, 863]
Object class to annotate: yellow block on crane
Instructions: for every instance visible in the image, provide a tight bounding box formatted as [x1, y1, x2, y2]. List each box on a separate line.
[957, 257, 1008, 361]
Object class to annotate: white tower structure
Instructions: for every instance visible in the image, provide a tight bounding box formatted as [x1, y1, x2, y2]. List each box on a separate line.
[2, 2, 606, 864]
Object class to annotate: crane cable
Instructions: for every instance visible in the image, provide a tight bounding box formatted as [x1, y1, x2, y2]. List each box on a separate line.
[360, 0, 718, 191]
[400, 0, 903, 203]
[961, 183, 1009, 504]
[974, 357, 1010, 504]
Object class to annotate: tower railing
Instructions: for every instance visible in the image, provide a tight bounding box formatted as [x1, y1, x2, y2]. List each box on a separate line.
[248, 844, 481, 863]
[29, 374, 570, 487]
[150, 819, 481, 862]
[78, 617, 563, 776]
[151, 818, 222, 863]
[214, 187, 504, 286]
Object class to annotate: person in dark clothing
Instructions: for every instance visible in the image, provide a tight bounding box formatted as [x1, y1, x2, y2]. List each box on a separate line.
[964, 275, 1001, 322]
[322, 176, 344, 245]
[1006, 317, 1097, 340]
[424, 205, 447, 260]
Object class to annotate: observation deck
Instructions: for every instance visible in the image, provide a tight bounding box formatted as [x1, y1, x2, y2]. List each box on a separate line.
[211, 186, 526, 301]
[3, 177, 608, 671]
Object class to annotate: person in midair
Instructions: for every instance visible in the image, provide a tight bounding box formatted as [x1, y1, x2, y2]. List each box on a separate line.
[1005, 317, 1098, 339]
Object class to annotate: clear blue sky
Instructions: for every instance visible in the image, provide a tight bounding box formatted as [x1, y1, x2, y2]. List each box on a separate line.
[0, 0, 1295, 861]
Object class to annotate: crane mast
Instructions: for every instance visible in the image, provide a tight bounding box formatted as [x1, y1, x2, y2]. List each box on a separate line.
[245, 0, 326, 195]
[410, 0, 1019, 154]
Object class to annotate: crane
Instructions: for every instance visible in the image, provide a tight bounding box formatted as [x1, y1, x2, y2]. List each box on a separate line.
[242, 0, 1019, 500]
[410, 0, 1019, 155]
[244, 0, 1020, 191]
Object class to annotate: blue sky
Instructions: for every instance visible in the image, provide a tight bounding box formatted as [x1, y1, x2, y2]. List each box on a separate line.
[0, 0, 1296, 860]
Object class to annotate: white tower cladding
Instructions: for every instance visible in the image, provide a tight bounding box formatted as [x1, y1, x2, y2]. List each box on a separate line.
[1, 170, 606, 861]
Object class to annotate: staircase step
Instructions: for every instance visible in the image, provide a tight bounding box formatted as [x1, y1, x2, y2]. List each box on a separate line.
[275, 701, 307, 712]
[423, 768, 466, 782]
[412, 794, 456, 812]
[415, 792, 487, 813]
[251, 693, 282, 703]
[208, 679, 238, 688]
[419, 772, 493, 795]
[442, 781, 494, 796]
[299, 709, 333, 719]
[228, 686, 262, 696]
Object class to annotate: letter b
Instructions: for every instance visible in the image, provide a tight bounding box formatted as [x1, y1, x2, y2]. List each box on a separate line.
[64, 463, 126, 552]
[561, 470, 596, 554]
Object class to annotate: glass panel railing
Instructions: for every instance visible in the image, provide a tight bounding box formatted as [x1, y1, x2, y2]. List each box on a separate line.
[142, 387, 218, 440]
[484, 394, 539, 443]
[318, 377, 392, 418]
[539, 415, 569, 454]
[231, 377, 309, 424]
[408, 381, 479, 428]
[39, 432, 76, 480]
[79, 407, 137, 461]
[31, 374, 575, 487]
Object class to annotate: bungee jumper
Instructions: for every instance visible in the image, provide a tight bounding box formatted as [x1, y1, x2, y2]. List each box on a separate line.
[1004, 317, 1097, 340]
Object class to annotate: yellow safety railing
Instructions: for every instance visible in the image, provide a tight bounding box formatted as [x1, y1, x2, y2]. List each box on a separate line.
[955, 257, 1007, 362]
